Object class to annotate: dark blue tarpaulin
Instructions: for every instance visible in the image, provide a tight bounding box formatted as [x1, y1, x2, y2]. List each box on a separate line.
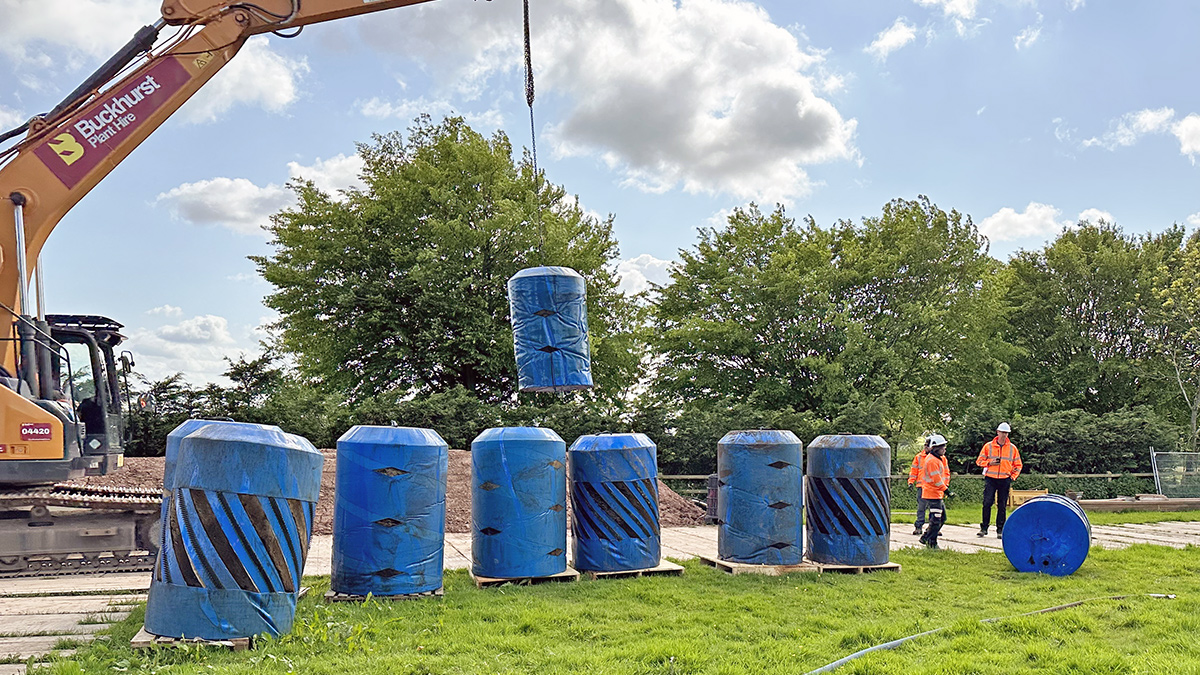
[145, 423, 322, 640]
[507, 266, 593, 392]
[716, 430, 803, 565]
[332, 426, 448, 596]
[471, 427, 567, 579]
[569, 433, 660, 572]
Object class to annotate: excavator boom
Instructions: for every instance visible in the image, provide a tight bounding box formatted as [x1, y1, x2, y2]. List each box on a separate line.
[0, 0, 438, 576]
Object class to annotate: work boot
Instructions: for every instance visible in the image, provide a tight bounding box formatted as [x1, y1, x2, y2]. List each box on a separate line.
[976, 527, 988, 538]
[912, 525, 923, 535]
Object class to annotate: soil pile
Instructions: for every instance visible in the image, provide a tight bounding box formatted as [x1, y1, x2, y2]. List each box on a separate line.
[69, 449, 707, 536]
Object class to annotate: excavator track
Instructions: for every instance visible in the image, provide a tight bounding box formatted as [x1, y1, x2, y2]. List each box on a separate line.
[0, 483, 161, 511]
[0, 484, 162, 579]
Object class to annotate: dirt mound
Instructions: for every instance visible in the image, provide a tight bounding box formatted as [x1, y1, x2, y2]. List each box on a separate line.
[71, 449, 707, 536]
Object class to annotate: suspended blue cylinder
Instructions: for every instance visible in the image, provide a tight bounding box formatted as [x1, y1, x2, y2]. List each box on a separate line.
[569, 433, 660, 572]
[471, 427, 567, 578]
[805, 434, 892, 566]
[331, 426, 448, 596]
[144, 423, 323, 640]
[507, 266, 593, 392]
[716, 430, 803, 565]
[1002, 494, 1092, 576]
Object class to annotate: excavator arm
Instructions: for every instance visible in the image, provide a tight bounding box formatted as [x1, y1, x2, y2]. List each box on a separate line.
[0, 0, 437, 376]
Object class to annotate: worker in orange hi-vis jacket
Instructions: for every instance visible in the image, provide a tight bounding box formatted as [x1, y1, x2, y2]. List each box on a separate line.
[976, 422, 1023, 539]
[918, 435, 950, 549]
[907, 436, 933, 535]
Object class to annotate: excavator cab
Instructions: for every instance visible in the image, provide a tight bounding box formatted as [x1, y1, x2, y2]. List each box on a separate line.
[46, 314, 127, 474]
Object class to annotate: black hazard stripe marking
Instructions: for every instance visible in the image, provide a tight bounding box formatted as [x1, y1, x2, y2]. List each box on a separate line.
[189, 489, 259, 593]
[177, 490, 221, 588]
[613, 480, 658, 536]
[287, 498, 310, 561]
[239, 494, 296, 593]
[836, 477, 887, 534]
[571, 492, 609, 540]
[215, 492, 277, 593]
[808, 478, 861, 537]
[167, 494, 201, 588]
[268, 496, 302, 588]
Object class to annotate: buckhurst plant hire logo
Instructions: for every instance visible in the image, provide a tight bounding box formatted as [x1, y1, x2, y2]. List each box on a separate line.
[20, 423, 53, 441]
[33, 57, 192, 189]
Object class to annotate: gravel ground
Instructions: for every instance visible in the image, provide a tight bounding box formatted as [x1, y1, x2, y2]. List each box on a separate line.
[70, 449, 706, 535]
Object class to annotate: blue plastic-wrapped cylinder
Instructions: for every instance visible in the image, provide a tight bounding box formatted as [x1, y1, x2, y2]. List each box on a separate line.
[716, 430, 803, 565]
[569, 433, 660, 572]
[331, 426, 448, 596]
[144, 423, 323, 640]
[471, 427, 567, 578]
[805, 434, 892, 566]
[507, 266, 593, 392]
[155, 420, 278, 583]
[1002, 494, 1092, 576]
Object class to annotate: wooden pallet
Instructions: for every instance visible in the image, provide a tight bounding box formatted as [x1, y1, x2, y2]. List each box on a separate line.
[470, 566, 580, 588]
[324, 587, 444, 603]
[1008, 489, 1049, 508]
[699, 556, 819, 576]
[810, 561, 902, 575]
[131, 627, 252, 651]
[581, 560, 685, 580]
[700, 556, 901, 576]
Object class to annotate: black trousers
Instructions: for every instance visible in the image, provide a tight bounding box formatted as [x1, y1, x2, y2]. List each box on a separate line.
[914, 486, 929, 528]
[982, 476, 1012, 531]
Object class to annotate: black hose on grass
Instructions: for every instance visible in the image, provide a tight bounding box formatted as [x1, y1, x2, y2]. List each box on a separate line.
[803, 593, 1176, 675]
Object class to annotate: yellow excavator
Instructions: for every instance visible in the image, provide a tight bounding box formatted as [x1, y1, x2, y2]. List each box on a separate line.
[0, 0, 438, 576]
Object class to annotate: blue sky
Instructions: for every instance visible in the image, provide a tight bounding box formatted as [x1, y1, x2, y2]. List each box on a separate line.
[1, 0, 1198, 383]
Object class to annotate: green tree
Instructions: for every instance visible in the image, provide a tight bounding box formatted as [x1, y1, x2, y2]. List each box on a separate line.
[827, 196, 1013, 429]
[652, 197, 1008, 441]
[1004, 223, 1181, 415]
[255, 115, 642, 403]
[652, 204, 843, 414]
[1148, 230, 1200, 450]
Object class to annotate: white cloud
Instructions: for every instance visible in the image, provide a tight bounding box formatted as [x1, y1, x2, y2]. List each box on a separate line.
[914, 0, 979, 20]
[979, 202, 1064, 242]
[1188, 212, 1200, 227]
[1014, 18, 1042, 50]
[146, 304, 182, 317]
[616, 254, 674, 295]
[1066, 0, 1085, 9]
[865, 18, 918, 62]
[156, 153, 369, 234]
[180, 37, 309, 123]
[0, 0, 157, 66]
[0, 104, 24, 130]
[357, 96, 504, 131]
[156, 315, 235, 345]
[287, 153, 366, 195]
[821, 74, 846, 95]
[1083, 107, 1176, 150]
[1174, 114, 1200, 162]
[359, 0, 857, 204]
[156, 177, 291, 237]
[1076, 208, 1113, 225]
[124, 314, 250, 383]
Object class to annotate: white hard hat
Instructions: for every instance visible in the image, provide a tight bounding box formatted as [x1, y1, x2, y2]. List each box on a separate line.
[996, 422, 1011, 433]
[928, 433, 947, 447]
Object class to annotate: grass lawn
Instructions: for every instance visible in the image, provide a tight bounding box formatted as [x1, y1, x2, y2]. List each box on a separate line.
[891, 506, 1200, 529]
[40, 543, 1200, 675]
